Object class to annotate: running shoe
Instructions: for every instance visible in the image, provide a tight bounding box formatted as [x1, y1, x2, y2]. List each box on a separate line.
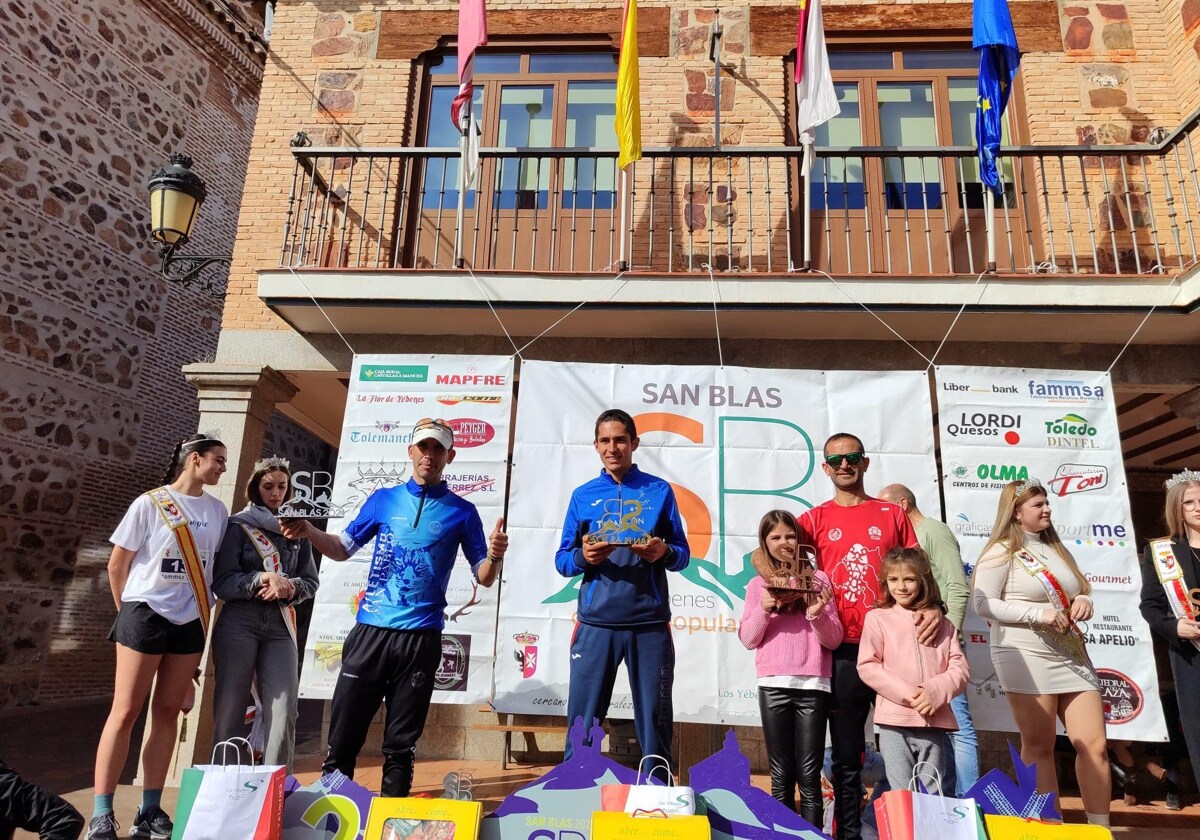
[130, 806, 172, 840]
[85, 813, 119, 840]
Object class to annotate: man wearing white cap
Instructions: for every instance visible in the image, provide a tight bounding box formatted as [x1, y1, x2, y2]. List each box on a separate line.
[283, 417, 507, 795]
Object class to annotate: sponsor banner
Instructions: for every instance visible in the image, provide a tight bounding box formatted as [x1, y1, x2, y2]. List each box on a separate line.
[935, 366, 1166, 741]
[298, 355, 513, 703]
[494, 361, 938, 724]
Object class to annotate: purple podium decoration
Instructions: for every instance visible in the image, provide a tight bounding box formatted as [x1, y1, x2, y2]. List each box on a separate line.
[282, 771, 377, 840]
[965, 742, 1061, 822]
[481, 717, 653, 840]
[689, 730, 830, 840]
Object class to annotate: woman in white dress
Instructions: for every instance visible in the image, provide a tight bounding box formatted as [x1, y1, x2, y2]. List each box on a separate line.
[971, 478, 1109, 827]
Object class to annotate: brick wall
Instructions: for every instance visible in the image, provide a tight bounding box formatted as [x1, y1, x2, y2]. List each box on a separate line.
[0, 0, 264, 708]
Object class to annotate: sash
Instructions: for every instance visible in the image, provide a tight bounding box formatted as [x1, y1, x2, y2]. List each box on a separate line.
[240, 524, 298, 646]
[146, 487, 211, 634]
[1149, 538, 1200, 652]
[1013, 546, 1091, 667]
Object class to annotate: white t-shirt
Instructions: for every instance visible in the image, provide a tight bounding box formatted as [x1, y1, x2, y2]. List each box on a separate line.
[110, 489, 229, 625]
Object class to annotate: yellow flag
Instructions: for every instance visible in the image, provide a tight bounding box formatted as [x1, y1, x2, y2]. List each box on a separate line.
[615, 0, 641, 169]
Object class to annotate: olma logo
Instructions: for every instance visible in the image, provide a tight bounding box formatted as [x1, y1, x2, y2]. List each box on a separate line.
[1045, 414, 1100, 448]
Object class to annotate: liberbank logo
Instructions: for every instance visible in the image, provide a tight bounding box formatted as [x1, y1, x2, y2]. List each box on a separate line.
[359, 365, 429, 382]
[1027, 378, 1105, 404]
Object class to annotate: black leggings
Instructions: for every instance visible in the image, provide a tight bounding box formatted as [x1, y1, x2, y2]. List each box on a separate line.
[758, 686, 830, 827]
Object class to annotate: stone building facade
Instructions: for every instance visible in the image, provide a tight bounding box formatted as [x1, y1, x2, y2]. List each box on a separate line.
[196, 0, 1200, 771]
[0, 0, 269, 709]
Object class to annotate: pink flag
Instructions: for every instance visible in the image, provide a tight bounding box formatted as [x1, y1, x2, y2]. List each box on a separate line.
[451, 0, 487, 130]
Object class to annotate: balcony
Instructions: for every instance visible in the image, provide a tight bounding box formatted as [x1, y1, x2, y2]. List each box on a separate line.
[258, 111, 1200, 341]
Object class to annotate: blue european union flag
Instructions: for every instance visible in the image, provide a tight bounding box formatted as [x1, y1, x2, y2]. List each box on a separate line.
[974, 0, 1020, 194]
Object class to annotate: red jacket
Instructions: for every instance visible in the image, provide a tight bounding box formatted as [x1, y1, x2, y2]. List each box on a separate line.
[857, 604, 968, 730]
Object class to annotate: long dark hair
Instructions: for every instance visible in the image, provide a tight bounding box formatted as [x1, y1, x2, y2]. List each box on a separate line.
[161, 434, 226, 484]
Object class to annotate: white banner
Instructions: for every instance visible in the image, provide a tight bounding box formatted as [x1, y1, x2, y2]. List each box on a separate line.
[298, 354, 514, 703]
[935, 365, 1166, 740]
[493, 361, 938, 724]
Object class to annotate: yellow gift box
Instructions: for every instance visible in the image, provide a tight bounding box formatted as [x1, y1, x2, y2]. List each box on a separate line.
[365, 797, 483, 840]
[590, 811, 711, 840]
[983, 815, 1112, 840]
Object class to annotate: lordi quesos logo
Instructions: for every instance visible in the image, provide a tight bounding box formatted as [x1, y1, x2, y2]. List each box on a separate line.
[945, 411, 1022, 445]
[448, 418, 495, 448]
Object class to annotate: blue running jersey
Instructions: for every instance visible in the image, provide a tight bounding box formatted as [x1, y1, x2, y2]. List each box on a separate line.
[341, 478, 488, 630]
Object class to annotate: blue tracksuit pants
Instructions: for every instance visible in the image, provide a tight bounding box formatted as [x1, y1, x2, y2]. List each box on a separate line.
[564, 621, 675, 778]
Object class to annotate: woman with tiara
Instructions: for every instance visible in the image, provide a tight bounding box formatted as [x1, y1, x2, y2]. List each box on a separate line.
[1139, 468, 1200, 803]
[971, 478, 1109, 828]
[211, 456, 319, 771]
[88, 433, 229, 840]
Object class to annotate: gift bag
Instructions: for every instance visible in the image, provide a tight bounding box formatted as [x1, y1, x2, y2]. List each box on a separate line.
[591, 812, 711, 840]
[601, 756, 696, 816]
[984, 815, 1113, 840]
[873, 764, 984, 840]
[283, 770, 377, 840]
[365, 797, 483, 840]
[173, 738, 286, 840]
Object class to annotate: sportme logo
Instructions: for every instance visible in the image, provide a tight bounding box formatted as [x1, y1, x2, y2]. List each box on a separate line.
[1027, 378, 1105, 404]
[1048, 463, 1108, 496]
[437, 394, 503, 405]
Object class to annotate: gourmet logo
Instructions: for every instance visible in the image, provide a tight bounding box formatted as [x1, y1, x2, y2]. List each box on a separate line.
[1027, 378, 1105, 404]
[945, 412, 1022, 445]
[436, 394, 503, 405]
[1048, 463, 1108, 496]
[448, 418, 495, 448]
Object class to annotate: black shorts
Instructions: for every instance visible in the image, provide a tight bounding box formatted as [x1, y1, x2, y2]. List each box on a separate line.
[108, 601, 205, 655]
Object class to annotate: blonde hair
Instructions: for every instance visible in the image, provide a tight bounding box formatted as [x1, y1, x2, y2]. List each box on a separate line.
[1163, 480, 1200, 540]
[974, 480, 1091, 596]
[877, 547, 941, 611]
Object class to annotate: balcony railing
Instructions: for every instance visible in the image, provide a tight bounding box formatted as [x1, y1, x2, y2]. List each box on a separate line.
[279, 106, 1200, 278]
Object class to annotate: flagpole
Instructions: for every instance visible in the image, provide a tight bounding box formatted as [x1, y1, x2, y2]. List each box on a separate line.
[802, 138, 813, 272]
[619, 166, 629, 271]
[984, 185, 996, 273]
[454, 113, 468, 269]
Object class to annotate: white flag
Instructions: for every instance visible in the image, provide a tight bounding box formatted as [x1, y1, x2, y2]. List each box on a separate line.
[795, 0, 839, 147]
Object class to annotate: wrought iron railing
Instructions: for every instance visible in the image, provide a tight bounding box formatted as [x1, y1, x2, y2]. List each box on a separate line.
[278, 106, 1200, 278]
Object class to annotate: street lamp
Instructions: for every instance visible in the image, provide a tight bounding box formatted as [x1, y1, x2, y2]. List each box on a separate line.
[147, 153, 231, 299]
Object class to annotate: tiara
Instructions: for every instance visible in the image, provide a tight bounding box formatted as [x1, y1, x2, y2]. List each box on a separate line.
[182, 430, 223, 448]
[1165, 469, 1200, 490]
[254, 455, 291, 472]
[1015, 477, 1043, 496]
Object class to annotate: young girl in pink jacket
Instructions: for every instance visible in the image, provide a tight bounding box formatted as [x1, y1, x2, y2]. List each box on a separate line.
[739, 510, 843, 825]
[858, 547, 968, 795]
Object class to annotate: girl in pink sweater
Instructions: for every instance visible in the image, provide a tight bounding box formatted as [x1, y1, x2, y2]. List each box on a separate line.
[858, 547, 968, 795]
[739, 510, 843, 825]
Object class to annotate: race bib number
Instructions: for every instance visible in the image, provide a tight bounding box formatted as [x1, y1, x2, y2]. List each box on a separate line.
[160, 548, 210, 581]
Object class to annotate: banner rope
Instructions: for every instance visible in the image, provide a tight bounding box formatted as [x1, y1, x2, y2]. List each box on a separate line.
[703, 263, 726, 368]
[926, 269, 990, 372]
[802, 267, 933, 366]
[1105, 257, 1197, 373]
[286, 266, 357, 357]
[513, 267, 631, 357]
[464, 264, 523, 359]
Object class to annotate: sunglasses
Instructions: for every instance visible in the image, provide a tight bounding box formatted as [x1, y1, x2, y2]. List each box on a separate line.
[415, 417, 451, 431]
[824, 452, 865, 467]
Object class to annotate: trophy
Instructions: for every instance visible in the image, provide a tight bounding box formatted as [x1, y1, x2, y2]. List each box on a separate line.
[749, 546, 822, 611]
[584, 496, 654, 545]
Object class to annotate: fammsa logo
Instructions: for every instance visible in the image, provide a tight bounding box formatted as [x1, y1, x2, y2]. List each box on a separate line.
[1027, 379, 1105, 404]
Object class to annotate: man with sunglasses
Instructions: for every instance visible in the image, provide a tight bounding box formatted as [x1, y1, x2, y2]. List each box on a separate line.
[797, 433, 935, 840]
[282, 417, 507, 796]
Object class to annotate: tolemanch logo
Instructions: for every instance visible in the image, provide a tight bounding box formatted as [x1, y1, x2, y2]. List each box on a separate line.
[359, 365, 429, 382]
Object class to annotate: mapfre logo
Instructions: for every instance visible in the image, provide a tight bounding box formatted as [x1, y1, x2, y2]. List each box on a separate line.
[449, 418, 496, 448]
[434, 363, 507, 387]
[1048, 463, 1108, 496]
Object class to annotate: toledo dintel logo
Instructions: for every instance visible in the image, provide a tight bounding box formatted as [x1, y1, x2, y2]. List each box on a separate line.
[513, 632, 539, 679]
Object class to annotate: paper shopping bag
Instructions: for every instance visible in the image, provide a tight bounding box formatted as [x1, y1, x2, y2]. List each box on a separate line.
[591, 812, 711, 840]
[600, 755, 696, 816]
[984, 815, 1113, 840]
[283, 770, 376, 840]
[173, 763, 286, 839]
[874, 789, 984, 840]
[365, 797, 482, 840]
